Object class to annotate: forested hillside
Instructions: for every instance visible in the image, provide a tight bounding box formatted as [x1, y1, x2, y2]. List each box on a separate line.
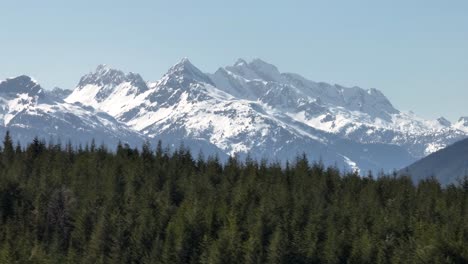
[0, 132, 466, 263]
[402, 137, 468, 185]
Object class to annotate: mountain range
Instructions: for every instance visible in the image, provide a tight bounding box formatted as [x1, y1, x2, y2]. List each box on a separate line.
[1, 58, 467, 182]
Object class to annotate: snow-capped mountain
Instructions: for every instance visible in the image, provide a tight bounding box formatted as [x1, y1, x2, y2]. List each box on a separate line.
[210, 59, 468, 158]
[4, 58, 467, 175]
[0, 75, 144, 147]
[210, 58, 398, 120]
[62, 59, 466, 173]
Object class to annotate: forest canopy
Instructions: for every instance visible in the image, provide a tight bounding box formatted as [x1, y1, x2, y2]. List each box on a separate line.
[0, 132, 466, 263]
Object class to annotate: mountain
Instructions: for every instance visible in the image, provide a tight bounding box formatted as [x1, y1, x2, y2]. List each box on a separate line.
[3, 58, 467, 180]
[66, 64, 149, 117]
[63, 59, 466, 175]
[402, 137, 468, 185]
[210, 58, 398, 120]
[0, 75, 144, 147]
[210, 59, 468, 158]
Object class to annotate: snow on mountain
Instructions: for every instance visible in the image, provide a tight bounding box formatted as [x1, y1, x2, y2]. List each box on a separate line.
[61, 59, 420, 172]
[211, 59, 398, 120]
[66, 64, 149, 117]
[3, 58, 466, 175]
[0, 75, 144, 147]
[210, 59, 468, 158]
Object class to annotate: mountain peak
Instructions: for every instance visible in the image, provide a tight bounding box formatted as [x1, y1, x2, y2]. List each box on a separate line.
[163, 58, 214, 86]
[77, 65, 146, 90]
[95, 64, 119, 76]
[170, 57, 196, 71]
[226, 58, 283, 82]
[0, 75, 43, 96]
[78, 65, 126, 88]
[96, 64, 110, 72]
[69, 65, 149, 106]
[179, 57, 191, 64]
[8, 75, 38, 84]
[234, 58, 248, 66]
[250, 58, 276, 68]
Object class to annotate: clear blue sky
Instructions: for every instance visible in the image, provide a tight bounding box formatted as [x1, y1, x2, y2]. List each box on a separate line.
[1, 0, 467, 121]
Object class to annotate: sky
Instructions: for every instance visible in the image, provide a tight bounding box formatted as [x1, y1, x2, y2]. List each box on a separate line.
[0, 0, 467, 121]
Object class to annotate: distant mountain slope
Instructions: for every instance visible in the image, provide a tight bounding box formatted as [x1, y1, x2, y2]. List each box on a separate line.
[402, 138, 468, 185]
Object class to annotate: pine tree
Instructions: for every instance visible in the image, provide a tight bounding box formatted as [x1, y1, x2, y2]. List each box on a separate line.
[1, 131, 14, 167]
[267, 228, 285, 264]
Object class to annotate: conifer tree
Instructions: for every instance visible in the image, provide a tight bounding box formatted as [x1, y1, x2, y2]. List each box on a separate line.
[1, 131, 14, 166]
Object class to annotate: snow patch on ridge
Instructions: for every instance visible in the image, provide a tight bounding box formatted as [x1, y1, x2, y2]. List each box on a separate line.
[342, 155, 360, 173]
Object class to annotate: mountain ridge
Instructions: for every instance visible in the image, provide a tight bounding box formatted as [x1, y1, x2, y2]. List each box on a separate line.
[0, 75, 145, 147]
[2, 58, 467, 183]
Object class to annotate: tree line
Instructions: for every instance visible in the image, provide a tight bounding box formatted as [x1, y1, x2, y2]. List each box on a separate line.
[0, 132, 466, 263]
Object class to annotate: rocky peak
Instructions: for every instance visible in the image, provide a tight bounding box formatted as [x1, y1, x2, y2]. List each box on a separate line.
[72, 65, 149, 102]
[226, 58, 283, 82]
[77, 65, 127, 88]
[162, 58, 214, 86]
[0, 75, 43, 96]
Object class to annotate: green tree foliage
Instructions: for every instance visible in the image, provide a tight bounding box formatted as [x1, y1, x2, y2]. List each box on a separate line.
[0, 132, 466, 263]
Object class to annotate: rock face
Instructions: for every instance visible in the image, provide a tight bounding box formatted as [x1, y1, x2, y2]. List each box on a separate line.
[2, 58, 467, 179]
[46, 87, 72, 100]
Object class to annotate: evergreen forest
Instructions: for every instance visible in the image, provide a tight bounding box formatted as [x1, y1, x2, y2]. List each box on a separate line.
[0, 132, 466, 263]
